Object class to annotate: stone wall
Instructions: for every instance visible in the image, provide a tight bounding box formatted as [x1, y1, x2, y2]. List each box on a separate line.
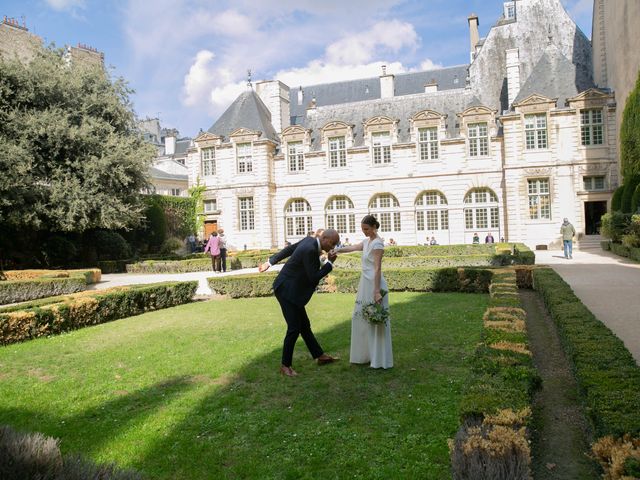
[0, 21, 41, 63]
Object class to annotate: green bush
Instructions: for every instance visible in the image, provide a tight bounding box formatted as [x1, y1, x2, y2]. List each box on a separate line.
[145, 194, 197, 239]
[611, 185, 625, 212]
[160, 237, 184, 255]
[620, 69, 640, 180]
[145, 202, 168, 249]
[631, 184, 640, 214]
[533, 268, 640, 437]
[91, 231, 131, 261]
[43, 235, 78, 267]
[609, 242, 640, 262]
[451, 267, 538, 480]
[601, 240, 612, 251]
[0, 281, 197, 345]
[621, 174, 640, 213]
[600, 212, 631, 242]
[0, 276, 87, 305]
[207, 267, 493, 298]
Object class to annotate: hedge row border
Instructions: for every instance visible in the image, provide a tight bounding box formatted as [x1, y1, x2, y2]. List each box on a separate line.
[0, 269, 101, 306]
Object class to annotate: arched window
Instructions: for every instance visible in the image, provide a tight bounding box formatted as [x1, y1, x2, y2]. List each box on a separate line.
[463, 188, 500, 230]
[369, 194, 401, 232]
[284, 199, 313, 240]
[415, 191, 449, 231]
[325, 196, 356, 234]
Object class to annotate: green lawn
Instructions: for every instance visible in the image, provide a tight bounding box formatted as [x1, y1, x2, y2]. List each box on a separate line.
[0, 292, 487, 479]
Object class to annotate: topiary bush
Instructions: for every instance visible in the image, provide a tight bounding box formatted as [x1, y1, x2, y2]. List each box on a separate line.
[90, 231, 131, 261]
[160, 236, 183, 255]
[42, 236, 78, 267]
[620, 69, 640, 180]
[621, 174, 640, 213]
[601, 212, 631, 242]
[611, 185, 625, 212]
[144, 202, 168, 249]
[631, 184, 640, 214]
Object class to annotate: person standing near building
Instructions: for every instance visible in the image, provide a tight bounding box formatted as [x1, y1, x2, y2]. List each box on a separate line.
[560, 218, 576, 259]
[472, 233, 480, 244]
[204, 232, 221, 272]
[218, 228, 228, 272]
[485, 232, 495, 244]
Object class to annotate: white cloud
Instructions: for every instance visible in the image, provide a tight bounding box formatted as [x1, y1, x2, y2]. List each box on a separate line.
[44, 0, 85, 10]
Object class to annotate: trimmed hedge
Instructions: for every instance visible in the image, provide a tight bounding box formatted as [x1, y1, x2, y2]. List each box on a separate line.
[450, 268, 538, 480]
[533, 268, 640, 439]
[609, 242, 640, 262]
[207, 267, 494, 298]
[0, 281, 197, 345]
[0, 269, 101, 306]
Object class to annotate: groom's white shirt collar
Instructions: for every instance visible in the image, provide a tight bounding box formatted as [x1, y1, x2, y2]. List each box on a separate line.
[317, 237, 333, 266]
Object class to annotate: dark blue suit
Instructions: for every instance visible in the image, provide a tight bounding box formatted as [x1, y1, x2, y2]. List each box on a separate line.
[270, 237, 333, 366]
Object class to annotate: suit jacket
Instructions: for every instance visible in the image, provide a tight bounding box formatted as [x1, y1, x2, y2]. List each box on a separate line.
[270, 237, 332, 307]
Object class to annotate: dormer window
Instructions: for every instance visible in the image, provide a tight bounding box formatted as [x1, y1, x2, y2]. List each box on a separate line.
[237, 142, 253, 173]
[581, 109, 604, 146]
[468, 123, 489, 157]
[372, 132, 391, 164]
[201, 147, 215, 176]
[505, 2, 515, 19]
[288, 141, 304, 172]
[329, 136, 347, 168]
[525, 114, 548, 150]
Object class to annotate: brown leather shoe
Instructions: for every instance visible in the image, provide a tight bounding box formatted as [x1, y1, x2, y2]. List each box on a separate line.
[316, 354, 339, 365]
[280, 365, 298, 377]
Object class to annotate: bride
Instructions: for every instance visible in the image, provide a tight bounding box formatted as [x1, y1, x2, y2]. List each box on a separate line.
[336, 215, 393, 369]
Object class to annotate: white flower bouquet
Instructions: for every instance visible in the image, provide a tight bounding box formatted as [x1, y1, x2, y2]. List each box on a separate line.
[361, 290, 389, 325]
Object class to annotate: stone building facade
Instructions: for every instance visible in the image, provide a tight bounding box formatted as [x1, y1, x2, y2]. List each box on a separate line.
[591, 0, 640, 171]
[185, 0, 617, 250]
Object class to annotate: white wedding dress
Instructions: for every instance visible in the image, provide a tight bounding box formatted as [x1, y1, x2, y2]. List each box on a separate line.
[349, 237, 393, 369]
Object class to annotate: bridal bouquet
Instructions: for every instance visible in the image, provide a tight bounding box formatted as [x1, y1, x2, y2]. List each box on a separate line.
[362, 290, 389, 325]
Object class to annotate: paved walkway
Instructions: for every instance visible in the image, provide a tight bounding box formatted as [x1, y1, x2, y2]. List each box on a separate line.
[91, 249, 640, 365]
[535, 248, 640, 365]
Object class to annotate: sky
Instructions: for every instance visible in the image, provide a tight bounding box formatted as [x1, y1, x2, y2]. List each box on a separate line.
[2, 0, 593, 138]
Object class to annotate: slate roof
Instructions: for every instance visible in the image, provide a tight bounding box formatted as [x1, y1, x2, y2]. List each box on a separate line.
[301, 89, 476, 148]
[514, 45, 595, 106]
[149, 166, 188, 181]
[289, 65, 469, 125]
[175, 138, 192, 155]
[208, 90, 278, 142]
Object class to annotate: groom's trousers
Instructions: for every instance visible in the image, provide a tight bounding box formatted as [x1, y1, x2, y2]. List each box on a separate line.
[274, 288, 323, 367]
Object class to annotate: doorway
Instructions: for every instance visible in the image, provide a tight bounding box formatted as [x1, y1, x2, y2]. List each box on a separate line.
[204, 221, 218, 238]
[584, 201, 607, 235]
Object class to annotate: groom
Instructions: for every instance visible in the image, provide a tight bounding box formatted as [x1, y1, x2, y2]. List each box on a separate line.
[259, 229, 340, 377]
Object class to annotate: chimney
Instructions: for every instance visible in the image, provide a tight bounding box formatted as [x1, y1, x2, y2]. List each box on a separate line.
[297, 86, 303, 106]
[424, 80, 438, 93]
[468, 14, 480, 61]
[165, 130, 176, 156]
[506, 48, 521, 108]
[256, 80, 291, 134]
[380, 65, 395, 99]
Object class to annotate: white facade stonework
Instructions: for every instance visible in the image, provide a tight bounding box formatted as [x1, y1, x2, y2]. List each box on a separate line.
[187, 0, 618, 251]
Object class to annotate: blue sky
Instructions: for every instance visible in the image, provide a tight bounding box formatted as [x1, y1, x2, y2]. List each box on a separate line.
[2, 0, 593, 137]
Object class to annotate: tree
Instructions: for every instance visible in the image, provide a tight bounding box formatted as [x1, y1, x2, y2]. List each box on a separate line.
[621, 70, 640, 180]
[0, 48, 156, 234]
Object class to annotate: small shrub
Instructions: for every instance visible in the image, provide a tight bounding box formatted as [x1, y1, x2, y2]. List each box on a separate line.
[601, 212, 631, 242]
[591, 434, 640, 480]
[160, 237, 183, 254]
[631, 184, 640, 214]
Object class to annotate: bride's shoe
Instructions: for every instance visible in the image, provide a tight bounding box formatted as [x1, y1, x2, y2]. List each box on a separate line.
[279, 365, 298, 377]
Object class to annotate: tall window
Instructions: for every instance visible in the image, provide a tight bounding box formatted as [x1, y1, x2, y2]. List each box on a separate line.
[285, 199, 313, 239]
[528, 179, 551, 220]
[203, 199, 218, 213]
[581, 109, 604, 146]
[419, 127, 439, 161]
[325, 196, 356, 234]
[369, 194, 401, 232]
[415, 191, 449, 231]
[372, 132, 391, 164]
[505, 2, 515, 19]
[239, 197, 255, 230]
[329, 136, 347, 168]
[237, 142, 253, 173]
[201, 148, 215, 176]
[288, 141, 304, 172]
[468, 123, 489, 157]
[525, 114, 548, 149]
[583, 176, 605, 191]
[464, 188, 500, 230]
[170, 188, 181, 196]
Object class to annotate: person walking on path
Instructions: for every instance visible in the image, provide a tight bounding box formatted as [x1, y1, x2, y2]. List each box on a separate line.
[218, 228, 228, 273]
[560, 218, 576, 259]
[204, 232, 221, 272]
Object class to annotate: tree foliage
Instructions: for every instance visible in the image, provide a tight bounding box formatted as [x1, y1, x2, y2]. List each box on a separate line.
[621, 174, 640, 213]
[611, 185, 625, 212]
[621, 70, 640, 181]
[0, 48, 156, 233]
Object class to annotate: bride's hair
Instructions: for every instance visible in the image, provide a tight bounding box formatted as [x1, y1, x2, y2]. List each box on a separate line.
[361, 214, 380, 229]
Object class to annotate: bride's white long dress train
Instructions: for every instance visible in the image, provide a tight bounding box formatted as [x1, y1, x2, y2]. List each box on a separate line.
[349, 237, 393, 369]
